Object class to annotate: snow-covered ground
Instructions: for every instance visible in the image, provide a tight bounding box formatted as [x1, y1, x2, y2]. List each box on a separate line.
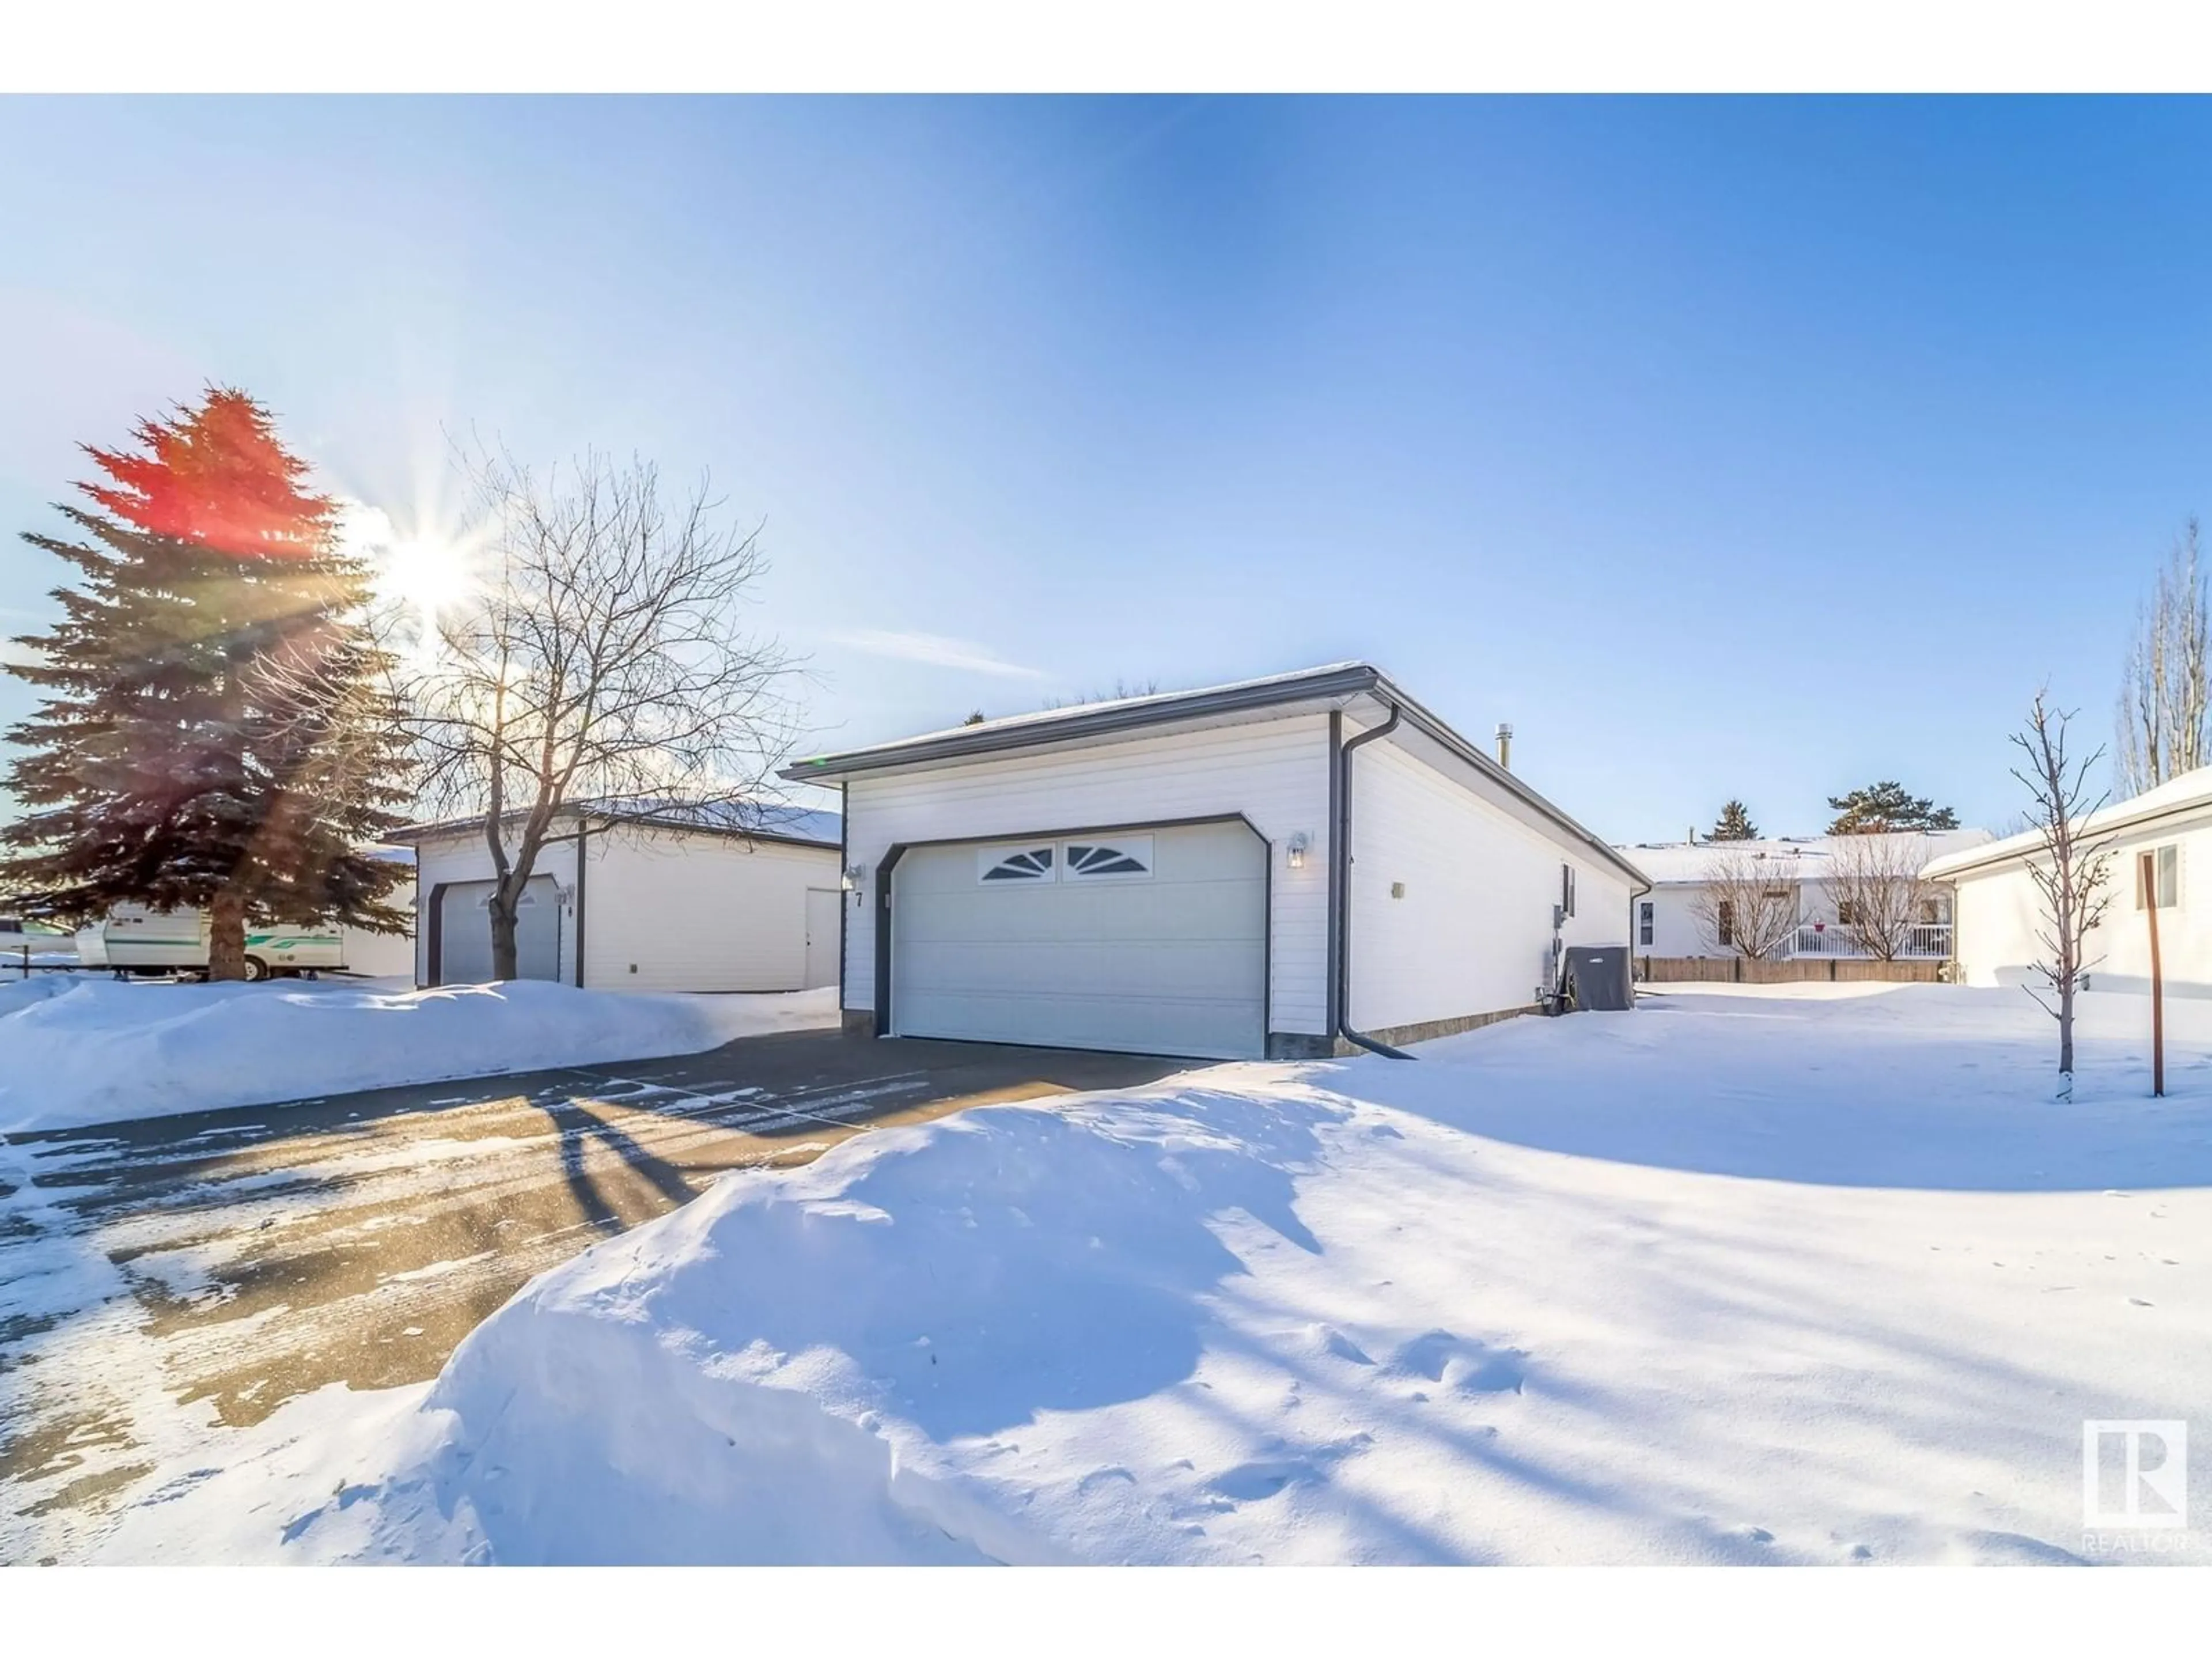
[0, 978, 840, 1133]
[65, 984, 2212, 1564]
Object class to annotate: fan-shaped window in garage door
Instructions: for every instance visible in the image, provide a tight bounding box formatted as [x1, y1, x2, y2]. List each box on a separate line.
[978, 846, 1056, 882]
[1062, 836, 1153, 879]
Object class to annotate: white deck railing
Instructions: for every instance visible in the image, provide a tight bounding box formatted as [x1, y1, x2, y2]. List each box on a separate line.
[1784, 922, 1952, 960]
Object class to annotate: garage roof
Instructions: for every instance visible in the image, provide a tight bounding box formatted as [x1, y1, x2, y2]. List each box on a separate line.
[782, 661, 1647, 889]
[393, 796, 842, 851]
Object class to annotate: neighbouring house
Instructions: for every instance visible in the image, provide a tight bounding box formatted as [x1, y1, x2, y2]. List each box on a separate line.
[391, 799, 843, 993]
[1622, 828, 1994, 961]
[781, 662, 1648, 1061]
[1925, 766, 2212, 997]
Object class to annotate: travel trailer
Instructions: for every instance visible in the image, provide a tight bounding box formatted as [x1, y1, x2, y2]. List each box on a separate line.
[75, 906, 348, 980]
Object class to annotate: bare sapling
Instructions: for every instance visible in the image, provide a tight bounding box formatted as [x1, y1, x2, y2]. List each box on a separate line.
[2009, 691, 2115, 1100]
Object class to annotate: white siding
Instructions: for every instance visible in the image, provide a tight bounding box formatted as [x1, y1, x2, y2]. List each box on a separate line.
[407, 827, 836, 993]
[414, 834, 580, 986]
[1641, 884, 1721, 956]
[1953, 815, 2212, 995]
[581, 828, 840, 993]
[1347, 734, 1634, 1032]
[844, 714, 1335, 1037]
[1642, 877, 1811, 958]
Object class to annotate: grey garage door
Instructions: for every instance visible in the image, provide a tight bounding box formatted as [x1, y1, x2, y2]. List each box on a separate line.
[889, 820, 1267, 1060]
[437, 875, 562, 984]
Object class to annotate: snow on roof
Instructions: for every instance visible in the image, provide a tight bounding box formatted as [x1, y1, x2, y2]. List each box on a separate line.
[1922, 764, 2212, 882]
[786, 662, 1372, 772]
[1622, 828, 1995, 886]
[394, 796, 842, 850]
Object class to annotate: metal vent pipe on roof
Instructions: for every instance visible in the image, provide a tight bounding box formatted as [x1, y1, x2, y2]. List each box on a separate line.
[1495, 722, 1513, 771]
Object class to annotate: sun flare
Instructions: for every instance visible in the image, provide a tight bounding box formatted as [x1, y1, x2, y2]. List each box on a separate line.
[338, 499, 480, 642]
[376, 535, 477, 626]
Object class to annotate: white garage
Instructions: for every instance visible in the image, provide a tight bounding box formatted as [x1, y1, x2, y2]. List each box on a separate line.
[889, 821, 1268, 1059]
[785, 662, 1649, 1060]
[393, 799, 843, 993]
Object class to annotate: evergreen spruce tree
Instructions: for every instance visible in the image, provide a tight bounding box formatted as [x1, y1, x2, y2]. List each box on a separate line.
[1709, 799, 1759, 840]
[1825, 780, 1960, 835]
[1, 389, 412, 979]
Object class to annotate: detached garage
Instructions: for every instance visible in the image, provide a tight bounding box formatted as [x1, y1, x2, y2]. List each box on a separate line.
[784, 662, 1650, 1060]
[393, 799, 843, 993]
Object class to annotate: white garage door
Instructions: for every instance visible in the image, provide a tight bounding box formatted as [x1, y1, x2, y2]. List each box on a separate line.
[889, 820, 1267, 1060]
[437, 875, 562, 984]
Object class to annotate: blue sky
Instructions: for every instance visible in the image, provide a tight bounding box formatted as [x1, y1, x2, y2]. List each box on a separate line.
[2, 95, 2208, 842]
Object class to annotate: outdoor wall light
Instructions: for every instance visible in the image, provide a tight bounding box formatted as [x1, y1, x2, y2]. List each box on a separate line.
[843, 863, 869, 891]
[1286, 832, 1310, 870]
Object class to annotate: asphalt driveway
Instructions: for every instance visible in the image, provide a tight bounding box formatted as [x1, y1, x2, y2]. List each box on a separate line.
[0, 1027, 1191, 1562]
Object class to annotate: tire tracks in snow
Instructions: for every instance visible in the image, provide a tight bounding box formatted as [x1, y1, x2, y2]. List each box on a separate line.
[0, 1067, 968, 1562]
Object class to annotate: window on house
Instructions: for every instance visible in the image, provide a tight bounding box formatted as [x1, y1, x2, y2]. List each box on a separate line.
[2135, 844, 2180, 910]
[1836, 899, 1858, 926]
[1638, 901, 1653, 947]
[1717, 900, 1736, 946]
[980, 846, 1055, 883]
[1561, 863, 1577, 919]
[1063, 838, 1153, 879]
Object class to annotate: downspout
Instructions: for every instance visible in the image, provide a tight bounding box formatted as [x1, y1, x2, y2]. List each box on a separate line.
[538, 816, 597, 989]
[837, 781, 849, 1023]
[573, 820, 588, 989]
[1336, 702, 1415, 1060]
[1627, 872, 1653, 1002]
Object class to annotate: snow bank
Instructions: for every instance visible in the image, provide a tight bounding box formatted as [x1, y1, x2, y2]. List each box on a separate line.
[0, 979, 839, 1134]
[94, 983, 2212, 1565]
[0, 976, 77, 1018]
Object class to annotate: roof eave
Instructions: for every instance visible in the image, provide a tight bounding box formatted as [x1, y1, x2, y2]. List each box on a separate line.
[391, 806, 839, 853]
[1926, 791, 2212, 882]
[783, 662, 1649, 891]
[779, 664, 1384, 783]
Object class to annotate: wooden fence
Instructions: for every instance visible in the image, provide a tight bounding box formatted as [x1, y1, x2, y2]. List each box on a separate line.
[1636, 955, 1947, 985]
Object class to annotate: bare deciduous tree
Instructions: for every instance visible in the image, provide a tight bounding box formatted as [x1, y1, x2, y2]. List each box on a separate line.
[400, 448, 798, 981]
[1689, 850, 1801, 960]
[2012, 690, 2116, 1097]
[1823, 832, 1937, 961]
[2116, 518, 2211, 796]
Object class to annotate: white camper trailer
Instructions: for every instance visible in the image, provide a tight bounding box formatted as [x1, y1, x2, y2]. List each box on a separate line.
[75, 906, 348, 980]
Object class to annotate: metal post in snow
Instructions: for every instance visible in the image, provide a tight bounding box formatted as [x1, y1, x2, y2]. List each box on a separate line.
[2142, 850, 2165, 1098]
